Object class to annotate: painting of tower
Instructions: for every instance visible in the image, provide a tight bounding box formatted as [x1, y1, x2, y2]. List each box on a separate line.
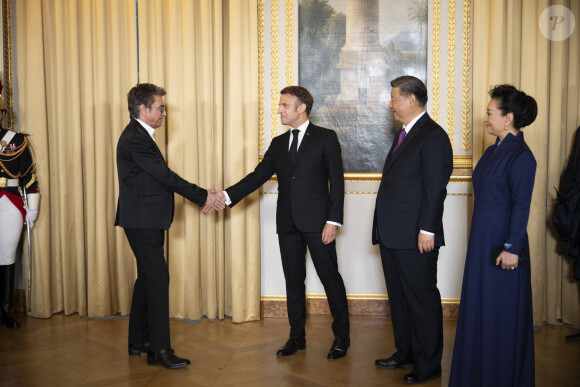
[299, 0, 427, 172]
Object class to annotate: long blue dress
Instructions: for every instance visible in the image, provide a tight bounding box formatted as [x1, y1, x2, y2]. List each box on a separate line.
[449, 132, 536, 386]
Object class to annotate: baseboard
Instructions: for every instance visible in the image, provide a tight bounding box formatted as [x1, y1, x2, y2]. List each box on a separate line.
[261, 294, 460, 320]
[13, 291, 461, 320]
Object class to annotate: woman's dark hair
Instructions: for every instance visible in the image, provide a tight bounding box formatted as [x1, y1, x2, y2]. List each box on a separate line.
[390, 75, 428, 107]
[280, 86, 314, 116]
[127, 83, 166, 119]
[489, 84, 537, 129]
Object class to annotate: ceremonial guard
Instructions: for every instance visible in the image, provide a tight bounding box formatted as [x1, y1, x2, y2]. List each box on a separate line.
[0, 94, 39, 328]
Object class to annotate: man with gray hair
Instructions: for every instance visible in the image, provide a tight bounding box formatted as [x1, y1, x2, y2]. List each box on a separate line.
[115, 83, 224, 369]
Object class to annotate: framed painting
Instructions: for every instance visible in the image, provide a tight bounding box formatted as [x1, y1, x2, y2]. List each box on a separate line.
[299, 0, 428, 173]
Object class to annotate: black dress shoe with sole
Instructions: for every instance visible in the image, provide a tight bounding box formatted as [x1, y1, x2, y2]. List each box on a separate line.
[403, 367, 442, 385]
[276, 337, 306, 356]
[128, 343, 150, 356]
[327, 336, 350, 360]
[147, 349, 191, 369]
[375, 354, 414, 370]
[0, 310, 20, 329]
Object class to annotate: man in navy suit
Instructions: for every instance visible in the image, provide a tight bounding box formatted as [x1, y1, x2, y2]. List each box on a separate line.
[115, 83, 223, 369]
[372, 76, 453, 384]
[221, 86, 350, 359]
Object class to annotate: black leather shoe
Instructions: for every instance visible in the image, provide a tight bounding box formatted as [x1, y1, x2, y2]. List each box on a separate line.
[128, 343, 150, 356]
[403, 367, 442, 385]
[276, 337, 306, 356]
[147, 349, 191, 369]
[0, 310, 20, 329]
[375, 354, 414, 370]
[327, 336, 350, 360]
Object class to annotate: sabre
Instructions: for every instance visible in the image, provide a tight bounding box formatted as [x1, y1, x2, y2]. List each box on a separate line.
[18, 187, 33, 312]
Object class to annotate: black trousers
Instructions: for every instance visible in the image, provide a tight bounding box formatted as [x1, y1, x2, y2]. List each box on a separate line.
[278, 226, 349, 339]
[379, 244, 443, 374]
[123, 228, 170, 351]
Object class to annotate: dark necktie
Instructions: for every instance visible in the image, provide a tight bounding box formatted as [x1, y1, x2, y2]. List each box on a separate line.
[289, 129, 299, 166]
[393, 128, 406, 153]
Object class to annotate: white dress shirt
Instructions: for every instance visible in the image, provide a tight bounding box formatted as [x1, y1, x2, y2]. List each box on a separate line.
[136, 118, 156, 142]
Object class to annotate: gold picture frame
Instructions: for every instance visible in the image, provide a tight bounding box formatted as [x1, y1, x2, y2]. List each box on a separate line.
[2, 0, 15, 129]
[258, 0, 473, 182]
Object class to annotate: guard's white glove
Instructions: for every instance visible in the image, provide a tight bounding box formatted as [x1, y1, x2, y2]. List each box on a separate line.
[25, 193, 40, 229]
[26, 209, 38, 228]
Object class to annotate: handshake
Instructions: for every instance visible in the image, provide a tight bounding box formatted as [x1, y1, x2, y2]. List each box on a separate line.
[202, 188, 227, 214]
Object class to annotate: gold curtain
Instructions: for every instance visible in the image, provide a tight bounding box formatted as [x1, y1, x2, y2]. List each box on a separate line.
[15, 0, 260, 323]
[473, 0, 580, 325]
[137, 0, 260, 322]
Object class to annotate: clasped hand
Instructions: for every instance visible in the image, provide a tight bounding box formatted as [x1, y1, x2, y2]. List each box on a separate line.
[496, 250, 519, 270]
[203, 188, 226, 214]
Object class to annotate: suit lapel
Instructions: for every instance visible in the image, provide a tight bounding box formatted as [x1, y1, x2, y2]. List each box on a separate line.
[294, 124, 313, 166]
[285, 123, 315, 171]
[279, 130, 292, 168]
[133, 119, 164, 156]
[383, 113, 430, 173]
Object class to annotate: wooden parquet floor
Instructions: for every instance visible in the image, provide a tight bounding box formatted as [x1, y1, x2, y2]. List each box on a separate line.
[1, 313, 579, 386]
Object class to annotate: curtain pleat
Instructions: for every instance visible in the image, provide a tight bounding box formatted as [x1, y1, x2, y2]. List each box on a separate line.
[16, 0, 137, 318]
[15, 0, 260, 323]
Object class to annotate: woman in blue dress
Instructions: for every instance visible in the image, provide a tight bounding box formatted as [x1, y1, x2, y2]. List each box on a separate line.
[449, 85, 538, 386]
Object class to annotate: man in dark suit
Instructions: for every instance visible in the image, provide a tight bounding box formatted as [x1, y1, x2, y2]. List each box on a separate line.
[372, 76, 453, 384]
[115, 83, 223, 369]
[220, 86, 350, 359]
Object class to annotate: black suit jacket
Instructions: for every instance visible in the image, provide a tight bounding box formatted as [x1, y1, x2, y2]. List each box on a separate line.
[372, 113, 453, 249]
[226, 123, 344, 234]
[560, 126, 580, 194]
[115, 119, 207, 230]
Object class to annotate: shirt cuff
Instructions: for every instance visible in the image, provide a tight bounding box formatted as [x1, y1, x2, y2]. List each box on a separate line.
[327, 221, 342, 227]
[420, 229, 434, 236]
[223, 191, 232, 206]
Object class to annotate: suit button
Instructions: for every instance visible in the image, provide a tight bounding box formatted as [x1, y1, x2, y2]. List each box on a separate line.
[291, 176, 296, 179]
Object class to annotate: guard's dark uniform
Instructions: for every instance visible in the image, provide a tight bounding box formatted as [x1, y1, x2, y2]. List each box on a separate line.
[0, 127, 39, 328]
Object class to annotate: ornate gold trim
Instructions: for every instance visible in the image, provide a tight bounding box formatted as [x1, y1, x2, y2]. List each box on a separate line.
[446, 0, 457, 149]
[431, 0, 442, 124]
[261, 295, 287, 301]
[264, 189, 471, 194]
[461, 0, 472, 151]
[261, 294, 460, 302]
[258, 0, 266, 151]
[270, 0, 280, 138]
[284, 0, 293, 87]
[453, 154, 472, 169]
[261, 295, 460, 318]
[3, 0, 15, 128]
[343, 191, 379, 194]
[449, 175, 472, 183]
[259, 157, 472, 182]
[344, 173, 382, 182]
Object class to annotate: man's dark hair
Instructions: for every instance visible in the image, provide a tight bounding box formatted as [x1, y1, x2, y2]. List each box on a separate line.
[489, 84, 537, 129]
[390, 76, 428, 107]
[127, 83, 166, 119]
[280, 86, 314, 116]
